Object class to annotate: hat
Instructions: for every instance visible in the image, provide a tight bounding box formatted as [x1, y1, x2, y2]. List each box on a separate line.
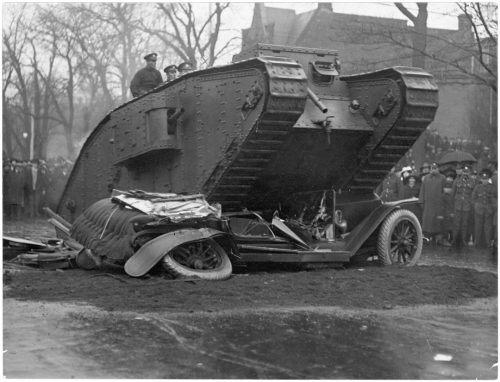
[178, 61, 194, 71]
[163, 64, 177, 73]
[430, 162, 438, 169]
[401, 166, 412, 173]
[463, 165, 470, 172]
[456, 163, 463, 169]
[480, 168, 492, 178]
[144, 53, 158, 61]
[420, 162, 430, 170]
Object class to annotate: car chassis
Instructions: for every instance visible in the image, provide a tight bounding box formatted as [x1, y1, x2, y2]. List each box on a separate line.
[65, 190, 423, 280]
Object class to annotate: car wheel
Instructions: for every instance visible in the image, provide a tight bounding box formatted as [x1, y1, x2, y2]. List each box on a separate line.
[377, 209, 422, 266]
[161, 238, 232, 280]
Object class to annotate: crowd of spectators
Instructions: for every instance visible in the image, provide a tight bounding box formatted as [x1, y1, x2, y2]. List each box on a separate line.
[3, 156, 73, 220]
[397, 128, 497, 175]
[376, 128, 498, 249]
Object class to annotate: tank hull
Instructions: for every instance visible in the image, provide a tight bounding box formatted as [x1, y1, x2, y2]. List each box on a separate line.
[58, 45, 438, 223]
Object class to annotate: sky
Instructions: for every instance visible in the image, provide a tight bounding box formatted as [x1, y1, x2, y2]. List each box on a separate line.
[225, 2, 462, 30]
[0, 1, 474, 32]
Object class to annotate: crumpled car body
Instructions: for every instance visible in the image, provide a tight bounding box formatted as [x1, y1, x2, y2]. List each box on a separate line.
[69, 190, 423, 280]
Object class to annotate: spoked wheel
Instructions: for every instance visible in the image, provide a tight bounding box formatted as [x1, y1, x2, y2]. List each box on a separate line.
[377, 209, 422, 266]
[161, 238, 232, 280]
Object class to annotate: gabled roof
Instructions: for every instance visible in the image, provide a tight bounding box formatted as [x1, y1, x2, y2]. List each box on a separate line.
[287, 9, 315, 45]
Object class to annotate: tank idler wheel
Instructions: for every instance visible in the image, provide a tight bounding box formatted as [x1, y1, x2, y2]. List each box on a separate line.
[377, 209, 422, 266]
[161, 238, 232, 280]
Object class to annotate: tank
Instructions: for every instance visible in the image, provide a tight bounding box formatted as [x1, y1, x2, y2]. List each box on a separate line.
[57, 44, 439, 278]
[58, 44, 438, 221]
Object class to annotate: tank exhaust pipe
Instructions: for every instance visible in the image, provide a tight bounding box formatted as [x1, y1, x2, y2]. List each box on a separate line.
[307, 88, 328, 114]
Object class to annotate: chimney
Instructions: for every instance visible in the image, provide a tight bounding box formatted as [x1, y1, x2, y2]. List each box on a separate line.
[317, 3, 333, 12]
[458, 14, 470, 32]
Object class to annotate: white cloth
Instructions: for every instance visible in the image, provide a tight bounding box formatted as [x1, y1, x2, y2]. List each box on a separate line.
[110, 189, 221, 222]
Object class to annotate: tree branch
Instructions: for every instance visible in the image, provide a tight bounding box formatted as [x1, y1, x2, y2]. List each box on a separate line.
[394, 3, 416, 24]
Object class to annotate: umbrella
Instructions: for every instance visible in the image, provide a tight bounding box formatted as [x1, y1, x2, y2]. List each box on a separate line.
[438, 150, 477, 165]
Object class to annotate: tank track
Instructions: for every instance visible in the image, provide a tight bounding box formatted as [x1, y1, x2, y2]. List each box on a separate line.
[340, 67, 438, 192]
[206, 58, 308, 210]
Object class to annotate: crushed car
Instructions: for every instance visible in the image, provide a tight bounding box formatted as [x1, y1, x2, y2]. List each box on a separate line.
[61, 189, 423, 280]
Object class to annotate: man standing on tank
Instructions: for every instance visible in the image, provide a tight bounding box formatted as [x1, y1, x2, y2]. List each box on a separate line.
[178, 61, 195, 75]
[130, 53, 163, 97]
[163, 64, 178, 82]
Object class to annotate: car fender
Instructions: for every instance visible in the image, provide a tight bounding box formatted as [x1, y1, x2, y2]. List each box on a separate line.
[124, 227, 231, 277]
[343, 202, 411, 256]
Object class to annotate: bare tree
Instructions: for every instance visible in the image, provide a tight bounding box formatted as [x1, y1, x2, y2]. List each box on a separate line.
[32, 6, 87, 159]
[395, 3, 428, 69]
[393, 2, 497, 92]
[3, 3, 241, 162]
[3, 51, 15, 158]
[3, 4, 32, 159]
[456, 2, 497, 88]
[35, 28, 59, 159]
[342, 3, 497, 91]
[67, 3, 155, 104]
[45, 4, 116, 110]
[140, 3, 236, 68]
[49, 29, 78, 158]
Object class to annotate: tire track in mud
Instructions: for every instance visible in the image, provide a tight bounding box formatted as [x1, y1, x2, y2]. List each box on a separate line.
[3, 297, 497, 379]
[142, 314, 307, 378]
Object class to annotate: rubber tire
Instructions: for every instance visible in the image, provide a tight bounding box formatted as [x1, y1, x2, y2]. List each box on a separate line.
[377, 209, 422, 266]
[161, 238, 232, 280]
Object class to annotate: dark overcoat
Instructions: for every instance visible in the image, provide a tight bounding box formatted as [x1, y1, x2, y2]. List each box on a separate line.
[4, 167, 26, 206]
[418, 172, 446, 234]
[451, 175, 475, 212]
[130, 67, 163, 97]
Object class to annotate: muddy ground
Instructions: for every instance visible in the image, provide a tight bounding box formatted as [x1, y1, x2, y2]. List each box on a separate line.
[3, 262, 498, 313]
[2, 218, 499, 378]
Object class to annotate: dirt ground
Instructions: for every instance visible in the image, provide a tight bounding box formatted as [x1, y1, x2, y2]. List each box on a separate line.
[3, 262, 498, 313]
[2, 218, 499, 378]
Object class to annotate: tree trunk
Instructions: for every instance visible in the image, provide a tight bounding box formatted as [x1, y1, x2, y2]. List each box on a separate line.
[412, 4, 428, 69]
[32, 57, 42, 159]
[395, 2, 428, 69]
[65, 56, 76, 159]
[2, 102, 13, 158]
